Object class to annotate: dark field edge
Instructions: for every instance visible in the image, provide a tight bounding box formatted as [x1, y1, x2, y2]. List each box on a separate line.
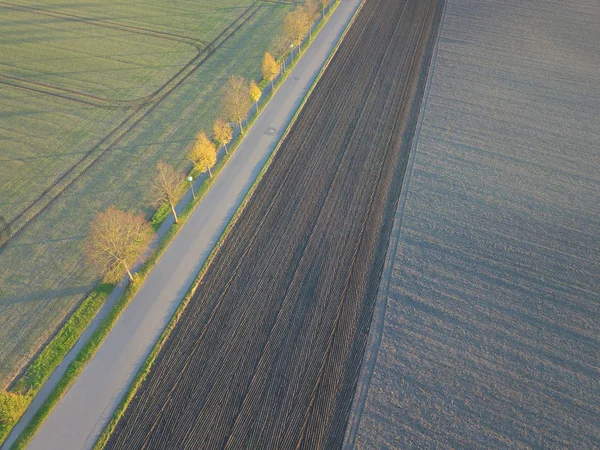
[0, 1, 260, 250]
[322, 0, 445, 446]
[103, 0, 444, 448]
[340, 1, 446, 448]
[2, 4, 343, 448]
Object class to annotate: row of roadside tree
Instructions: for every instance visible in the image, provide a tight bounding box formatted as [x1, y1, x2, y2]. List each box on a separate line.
[86, 0, 331, 284]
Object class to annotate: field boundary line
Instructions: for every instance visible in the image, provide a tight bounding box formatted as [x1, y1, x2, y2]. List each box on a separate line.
[0, 1, 205, 47]
[340, 1, 448, 447]
[0, 1, 205, 106]
[0, 2, 261, 249]
[294, 0, 440, 443]
[0, 2, 347, 448]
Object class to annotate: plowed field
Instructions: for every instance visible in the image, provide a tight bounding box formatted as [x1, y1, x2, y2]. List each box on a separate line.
[107, 0, 443, 448]
[350, 0, 600, 447]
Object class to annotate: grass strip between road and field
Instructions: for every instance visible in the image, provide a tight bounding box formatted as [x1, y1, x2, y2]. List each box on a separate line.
[0, 284, 114, 445]
[5, 3, 346, 449]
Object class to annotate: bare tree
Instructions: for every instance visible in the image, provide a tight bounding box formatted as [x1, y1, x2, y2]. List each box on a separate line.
[262, 52, 280, 89]
[189, 131, 217, 178]
[305, 0, 320, 34]
[272, 34, 292, 72]
[284, 6, 310, 51]
[213, 119, 233, 154]
[222, 75, 252, 132]
[319, 0, 330, 16]
[86, 206, 154, 283]
[150, 161, 184, 224]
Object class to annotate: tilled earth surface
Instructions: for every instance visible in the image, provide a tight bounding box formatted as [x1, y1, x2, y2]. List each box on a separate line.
[350, 0, 600, 448]
[107, 0, 443, 448]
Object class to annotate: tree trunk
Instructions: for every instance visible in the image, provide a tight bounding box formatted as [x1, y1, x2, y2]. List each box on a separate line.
[171, 203, 178, 224]
[124, 263, 134, 282]
[239, 119, 243, 133]
[224, 143, 228, 154]
[270, 79, 274, 90]
[208, 165, 212, 178]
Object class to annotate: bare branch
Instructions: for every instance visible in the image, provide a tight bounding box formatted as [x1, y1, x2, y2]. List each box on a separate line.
[85, 206, 154, 283]
[222, 75, 252, 132]
[150, 161, 185, 223]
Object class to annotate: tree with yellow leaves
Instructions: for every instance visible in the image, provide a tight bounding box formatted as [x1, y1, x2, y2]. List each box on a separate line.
[249, 80, 262, 112]
[305, 0, 320, 26]
[213, 119, 233, 154]
[189, 131, 217, 178]
[284, 6, 310, 50]
[262, 52, 280, 88]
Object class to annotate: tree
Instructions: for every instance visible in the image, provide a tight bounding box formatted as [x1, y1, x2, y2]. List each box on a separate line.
[85, 206, 154, 283]
[272, 34, 292, 72]
[305, 0, 320, 24]
[262, 52, 280, 88]
[0, 391, 28, 431]
[284, 6, 310, 50]
[222, 75, 252, 132]
[319, 0, 330, 16]
[213, 119, 233, 154]
[189, 131, 217, 177]
[150, 161, 184, 224]
[249, 80, 262, 112]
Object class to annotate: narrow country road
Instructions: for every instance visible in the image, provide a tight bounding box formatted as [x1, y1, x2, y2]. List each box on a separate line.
[2, 1, 363, 449]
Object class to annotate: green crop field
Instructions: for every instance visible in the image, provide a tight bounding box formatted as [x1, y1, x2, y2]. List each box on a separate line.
[0, 0, 297, 389]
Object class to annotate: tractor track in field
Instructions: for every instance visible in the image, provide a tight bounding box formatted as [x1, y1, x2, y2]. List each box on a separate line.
[0, 75, 139, 109]
[105, 0, 444, 448]
[0, 1, 207, 47]
[0, 2, 263, 252]
[0, 0, 205, 107]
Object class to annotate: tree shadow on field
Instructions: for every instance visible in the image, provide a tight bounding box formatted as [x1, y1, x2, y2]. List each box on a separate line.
[0, 284, 92, 306]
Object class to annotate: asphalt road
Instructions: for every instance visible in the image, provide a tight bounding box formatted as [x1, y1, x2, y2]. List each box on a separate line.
[4, 2, 363, 449]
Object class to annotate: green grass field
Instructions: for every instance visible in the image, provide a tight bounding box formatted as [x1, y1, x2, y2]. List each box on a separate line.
[0, 0, 297, 389]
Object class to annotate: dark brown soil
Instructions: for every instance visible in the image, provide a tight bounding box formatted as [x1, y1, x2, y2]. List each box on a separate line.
[106, 0, 443, 448]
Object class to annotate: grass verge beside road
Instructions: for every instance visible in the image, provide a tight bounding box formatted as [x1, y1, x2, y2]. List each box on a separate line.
[0, 284, 113, 445]
[4, 3, 343, 449]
